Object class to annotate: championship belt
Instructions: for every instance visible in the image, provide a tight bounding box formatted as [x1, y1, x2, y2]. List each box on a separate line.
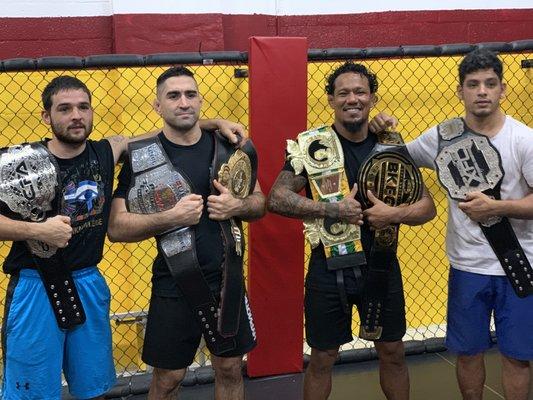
[357, 132, 423, 339]
[0, 142, 86, 329]
[436, 118, 533, 297]
[213, 135, 257, 337]
[127, 137, 235, 354]
[287, 126, 366, 312]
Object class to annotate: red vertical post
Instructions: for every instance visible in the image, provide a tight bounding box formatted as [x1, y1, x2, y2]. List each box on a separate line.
[247, 37, 308, 377]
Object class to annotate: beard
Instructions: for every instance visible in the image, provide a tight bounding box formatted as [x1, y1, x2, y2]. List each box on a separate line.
[342, 120, 365, 133]
[51, 121, 92, 144]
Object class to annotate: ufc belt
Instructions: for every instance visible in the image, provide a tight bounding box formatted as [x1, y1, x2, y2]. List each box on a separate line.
[357, 131, 422, 339]
[0, 142, 86, 329]
[436, 118, 533, 297]
[287, 126, 366, 313]
[212, 133, 257, 337]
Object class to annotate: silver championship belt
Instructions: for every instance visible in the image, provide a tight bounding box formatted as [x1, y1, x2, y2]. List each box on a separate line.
[436, 118, 533, 297]
[213, 135, 257, 338]
[357, 131, 423, 339]
[0, 142, 86, 329]
[126, 137, 236, 354]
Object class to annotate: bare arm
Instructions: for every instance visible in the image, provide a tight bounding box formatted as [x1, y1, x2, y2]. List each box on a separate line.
[266, 170, 363, 224]
[207, 181, 266, 222]
[363, 185, 436, 230]
[0, 214, 72, 248]
[107, 195, 203, 243]
[458, 191, 533, 222]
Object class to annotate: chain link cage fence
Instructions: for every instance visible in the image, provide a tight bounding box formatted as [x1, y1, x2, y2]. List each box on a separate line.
[0, 41, 531, 390]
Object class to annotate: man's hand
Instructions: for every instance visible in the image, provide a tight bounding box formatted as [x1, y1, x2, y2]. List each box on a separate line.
[458, 191, 497, 223]
[334, 184, 363, 225]
[168, 194, 204, 226]
[363, 190, 400, 230]
[369, 112, 398, 134]
[212, 119, 248, 147]
[37, 215, 72, 248]
[207, 180, 242, 221]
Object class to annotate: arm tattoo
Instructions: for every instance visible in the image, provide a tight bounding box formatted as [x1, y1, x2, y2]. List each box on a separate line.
[237, 191, 267, 221]
[267, 171, 332, 219]
[325, 202, 340, 219]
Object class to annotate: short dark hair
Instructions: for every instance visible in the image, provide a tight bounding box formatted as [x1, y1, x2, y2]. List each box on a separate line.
[325, 62, 378, 95]
[156, 66, 195, 90]
[42, 76, 91, 111]
[458, 49, 503, 85]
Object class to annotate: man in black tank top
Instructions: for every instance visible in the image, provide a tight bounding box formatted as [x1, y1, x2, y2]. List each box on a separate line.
[267, 63, 436, 400]
[109, 66, 266, 400]
[0, 75, 249, 399]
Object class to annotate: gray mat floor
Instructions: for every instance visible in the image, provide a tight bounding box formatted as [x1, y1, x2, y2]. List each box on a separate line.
[120, 348, 533, 400]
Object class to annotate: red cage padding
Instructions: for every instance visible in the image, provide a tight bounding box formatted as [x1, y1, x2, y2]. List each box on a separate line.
[247, 36, 308, 377]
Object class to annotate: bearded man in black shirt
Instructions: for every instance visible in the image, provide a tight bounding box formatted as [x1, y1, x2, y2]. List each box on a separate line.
[267, 62, 436, 400]
[109, 66, 265, 400]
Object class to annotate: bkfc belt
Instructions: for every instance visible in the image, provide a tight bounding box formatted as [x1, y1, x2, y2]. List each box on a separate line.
[213, 134, 257, 337]
[127, 137, 235, 354]
[357, 132, 422, 339]
[436, 118, 533, 297]
[287, 126, 366, 312]
[0, 142, 86, 329]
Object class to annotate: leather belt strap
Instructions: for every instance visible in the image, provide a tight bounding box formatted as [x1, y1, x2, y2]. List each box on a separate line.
[33, 253, 86, 329]
[0, 142, 86, 329]
[326, 253, 366, 314]
[480, 187, 533, 297]
[127, 137, 235, 354]
[159, 229, 236, 354]
[436, 118, 533, 297]
[212, 134, 258, 337]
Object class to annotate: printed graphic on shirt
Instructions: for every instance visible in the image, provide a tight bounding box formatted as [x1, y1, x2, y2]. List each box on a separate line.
[60, 158, 106, 232]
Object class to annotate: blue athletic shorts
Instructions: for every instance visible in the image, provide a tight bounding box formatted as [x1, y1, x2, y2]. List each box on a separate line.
[446, 267, 533, 360]
[1, 267, 116, 399]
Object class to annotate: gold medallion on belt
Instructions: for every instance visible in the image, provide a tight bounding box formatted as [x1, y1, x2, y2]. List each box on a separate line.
[217, 149, 254, 256]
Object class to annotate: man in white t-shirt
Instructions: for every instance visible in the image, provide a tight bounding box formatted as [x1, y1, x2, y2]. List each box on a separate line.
[372, 49, 533, 400]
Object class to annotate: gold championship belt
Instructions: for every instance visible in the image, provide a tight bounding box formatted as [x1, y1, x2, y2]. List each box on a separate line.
[436, 118, 533, 297]
[357, 131, 423, 339]
[288, 126, 366, 314]
[0, 142, 86, 329]
[218, 149, 253, 256]
[287, 126, 364, 257]
[359, 132, 422, 249]
[214, 137, 257, 337]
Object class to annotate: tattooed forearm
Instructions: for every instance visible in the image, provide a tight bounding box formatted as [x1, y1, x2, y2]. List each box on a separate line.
[324, 202, 340, 219]
[235, 191, 267, 221]
[267, 171, 333, 219]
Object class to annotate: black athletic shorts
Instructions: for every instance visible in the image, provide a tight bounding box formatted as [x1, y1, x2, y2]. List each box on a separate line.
[305, 263, 406, 350]
[142, 292, 257, 370]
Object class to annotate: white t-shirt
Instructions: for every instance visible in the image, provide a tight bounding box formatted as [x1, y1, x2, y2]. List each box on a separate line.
[407, 116, 533, 276]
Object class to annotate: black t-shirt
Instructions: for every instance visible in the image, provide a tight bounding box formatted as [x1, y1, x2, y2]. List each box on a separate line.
[283, 126, 400, 293]
[114, 130, 224, 297]
[2, 139, 115, 274]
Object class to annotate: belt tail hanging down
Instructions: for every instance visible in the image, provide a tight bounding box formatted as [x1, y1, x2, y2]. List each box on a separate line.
[213, 134, 258, 337]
